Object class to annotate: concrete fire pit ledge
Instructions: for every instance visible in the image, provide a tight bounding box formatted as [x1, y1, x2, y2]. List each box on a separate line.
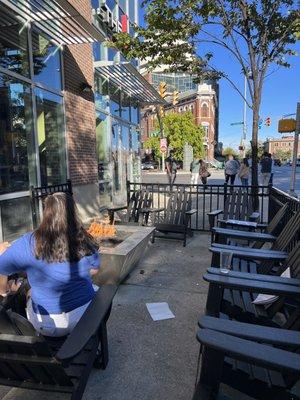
[93, 225, 155, 286]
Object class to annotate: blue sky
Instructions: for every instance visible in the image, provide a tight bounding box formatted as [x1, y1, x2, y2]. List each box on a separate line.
[139, 2, 300, 151]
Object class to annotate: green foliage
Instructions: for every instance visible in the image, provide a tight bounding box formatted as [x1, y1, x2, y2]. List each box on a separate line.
[274, 149, 292, 161]
[245, 143, 265, 159]
[163, 112, 205, 161]
[143, 136, 160, 160]
[223, 147, 237, 157]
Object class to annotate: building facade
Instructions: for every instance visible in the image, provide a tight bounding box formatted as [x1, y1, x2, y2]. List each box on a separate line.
[264, 136, 300, 156]
[0, 0, 162, 241]
[141, 72, 219, 161]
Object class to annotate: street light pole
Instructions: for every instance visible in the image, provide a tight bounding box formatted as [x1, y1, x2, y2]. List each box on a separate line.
[242, 74, 247, 157]
[289, 102, 300, 198]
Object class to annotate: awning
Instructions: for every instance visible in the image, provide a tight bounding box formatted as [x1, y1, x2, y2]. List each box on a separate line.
[0, 0, 105, 45]
[94, 61, 167, 105]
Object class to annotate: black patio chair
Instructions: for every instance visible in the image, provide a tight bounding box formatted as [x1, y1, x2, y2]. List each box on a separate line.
[207, 188, 260, 230]
[193, 316, 300, 400]
[0, 284, 117, 400]
[148, 188, 197, 246]
[107, 187, 153, 225]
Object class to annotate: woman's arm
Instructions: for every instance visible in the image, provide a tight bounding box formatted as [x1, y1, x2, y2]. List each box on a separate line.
[90, 268, 99, 276]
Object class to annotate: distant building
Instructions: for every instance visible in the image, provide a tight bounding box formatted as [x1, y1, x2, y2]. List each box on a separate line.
[140, 70, 219, 161]
[264, 136, 299, 156]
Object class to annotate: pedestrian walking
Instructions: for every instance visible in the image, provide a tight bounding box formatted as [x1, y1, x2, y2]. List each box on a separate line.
[199, 159, 210, 187]
[190, 156, 200, 185]
[165, 150, 178, 190]
[238, 157, 250, 186]
[224, 155, 239, 185]
[260, 152, 272, 187]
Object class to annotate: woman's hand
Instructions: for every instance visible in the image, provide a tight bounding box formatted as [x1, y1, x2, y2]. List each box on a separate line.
[0, 242, 10, 255]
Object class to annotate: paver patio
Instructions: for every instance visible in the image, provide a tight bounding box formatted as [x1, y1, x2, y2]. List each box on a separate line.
[0, 233, 254, 400]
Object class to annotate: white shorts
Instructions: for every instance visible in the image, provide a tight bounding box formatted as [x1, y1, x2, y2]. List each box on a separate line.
[26, 286, 99, 337]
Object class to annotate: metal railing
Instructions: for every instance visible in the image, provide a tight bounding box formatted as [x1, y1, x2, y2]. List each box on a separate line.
[127, 182, 270, 231]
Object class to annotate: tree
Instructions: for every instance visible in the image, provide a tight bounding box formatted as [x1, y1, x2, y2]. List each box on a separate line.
[143, 136, 160, 161]
[112, 0, 299, 196]
[223, 147, 237, 157]
[274, 149, 292, 161]
[163, 112, 205, 160]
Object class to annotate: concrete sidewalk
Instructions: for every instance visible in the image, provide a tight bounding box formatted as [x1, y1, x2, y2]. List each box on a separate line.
[0, 234, 253, 400]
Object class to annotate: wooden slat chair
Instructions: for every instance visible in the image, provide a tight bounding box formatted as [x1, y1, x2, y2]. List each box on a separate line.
[212, 202, 290, 248]
[207, 188, 260, 230]
[204, 241, 300, 330]
[107, 188, 152, 225]
[0, 285, 117, 400]
[150, 188, 197, 247]
[193, 316, 300, 400]
[210, 206, 300, 275]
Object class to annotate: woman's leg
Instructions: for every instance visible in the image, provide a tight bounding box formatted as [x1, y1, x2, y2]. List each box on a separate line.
[230, 174, 236, 185]
[225, 174, 230, 184]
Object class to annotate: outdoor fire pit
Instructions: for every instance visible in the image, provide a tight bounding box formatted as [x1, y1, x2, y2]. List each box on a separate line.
[87, 221, 155, 285]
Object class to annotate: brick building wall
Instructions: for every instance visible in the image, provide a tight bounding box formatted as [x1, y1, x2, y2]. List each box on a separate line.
[265, 136, 300, 156]
[63, 0, 98, 186]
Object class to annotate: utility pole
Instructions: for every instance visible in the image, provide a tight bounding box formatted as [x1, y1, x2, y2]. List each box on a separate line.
[157, 82, 167, 171]
[289, 102, 300, 198]
[242, 74, 247, 157]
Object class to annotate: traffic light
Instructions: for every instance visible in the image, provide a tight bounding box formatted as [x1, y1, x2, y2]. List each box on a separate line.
[172, 90, 179, 106]
[265, 117, 271, 127]
[158, 81, 167, 99]
[159, 105, 164, 119]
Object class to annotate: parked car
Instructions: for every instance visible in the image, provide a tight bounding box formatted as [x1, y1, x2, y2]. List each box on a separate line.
[286, 158, 300, 166]
[141, 161, 157, 170]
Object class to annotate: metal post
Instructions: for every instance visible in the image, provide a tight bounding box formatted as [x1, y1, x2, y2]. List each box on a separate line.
[242, 74, 247, 158]
[289, 102, 300, 198]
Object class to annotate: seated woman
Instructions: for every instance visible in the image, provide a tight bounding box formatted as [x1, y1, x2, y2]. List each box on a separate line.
[0, 192, 100, 337]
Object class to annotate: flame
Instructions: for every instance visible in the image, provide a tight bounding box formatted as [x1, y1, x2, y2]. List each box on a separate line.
[87, 219, 116, 238]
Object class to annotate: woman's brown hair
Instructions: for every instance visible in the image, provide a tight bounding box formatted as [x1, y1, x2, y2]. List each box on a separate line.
[34, 192, 98, 263]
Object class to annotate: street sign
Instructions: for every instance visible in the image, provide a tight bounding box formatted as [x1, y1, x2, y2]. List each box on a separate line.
[230, 122, 243, 126]
[160, 138, 167, 153]
[278, 119, 296, 133]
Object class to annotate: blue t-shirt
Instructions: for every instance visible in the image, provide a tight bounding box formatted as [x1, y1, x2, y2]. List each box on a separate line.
[0, 232, 100, 315]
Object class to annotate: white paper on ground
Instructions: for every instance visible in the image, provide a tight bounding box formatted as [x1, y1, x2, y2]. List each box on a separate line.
[146, 302, 175, 321]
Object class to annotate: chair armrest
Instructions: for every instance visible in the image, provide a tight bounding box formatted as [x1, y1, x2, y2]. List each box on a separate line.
[207, 267, 300, 286]
[139, 207, 165, 213]
[56, 285, 117, 363]
[209, 244, 287, 261]
[107, 205, 127, 212]
[207, 210, 223, 217]
[185, 209, 197, 215]
[222, 219, 258, 229]
[203, 272, 300, 297]
[199, 316, 300, 347]
[197, 329, 300, 374]
[249, 211, 260, 222]
[212, 227, 276, 242]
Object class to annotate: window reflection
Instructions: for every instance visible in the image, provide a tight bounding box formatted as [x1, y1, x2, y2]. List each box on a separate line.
[95, 74, 109, 110]
[32, 29, 62, 91]
[0, 74, 35, 194]
[35, 89, 66, 186]
[0, 18, 29, 77]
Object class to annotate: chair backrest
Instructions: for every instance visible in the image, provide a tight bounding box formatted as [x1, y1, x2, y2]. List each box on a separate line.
[266, 202, 289, 235]
[223, 189, 253, 221]
[273, 208, 300, 252]
[0, 334, 72, 388]
[126, 188, 152, 222]
[164, 189, 191, 225]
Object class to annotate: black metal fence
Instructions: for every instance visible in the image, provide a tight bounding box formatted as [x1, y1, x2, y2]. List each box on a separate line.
[127, 182, 270, 231]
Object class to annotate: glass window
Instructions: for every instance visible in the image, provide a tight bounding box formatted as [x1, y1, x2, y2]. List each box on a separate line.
[110, 83, 121, 117]
[0, 19, 29, 77]
[129, 1, 135, 22]
[96, 112, 112, 206]
[0, 74, 36, 194]
[1, 197, 33, 241]
[35, 89, 66, 186]
[130, 98, 139, 125]
[119, 0, 126, 13]
[108, 47, 118, 62]
[120, 92, 130, 121]
[202, 103, 209, 117]
[32, 29, 62, 91]
[95, 74, 109, 111]
[106, 0, 116, 10]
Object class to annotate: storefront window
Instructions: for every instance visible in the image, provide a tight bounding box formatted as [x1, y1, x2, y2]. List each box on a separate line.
[120, 92, 130, 121]
[0, 75, 35, 194]
[1, 197, 33, 242]
[32, 29, 62, 91]
[95, 74, 109, 111]
[0, 21, 29, 77]
[96, 112, 112, 205]
[110, 83, 121, 117]
[131, 127, 141, 183]
[130, 98, 139, 125]
[35, 89, 66, 186]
